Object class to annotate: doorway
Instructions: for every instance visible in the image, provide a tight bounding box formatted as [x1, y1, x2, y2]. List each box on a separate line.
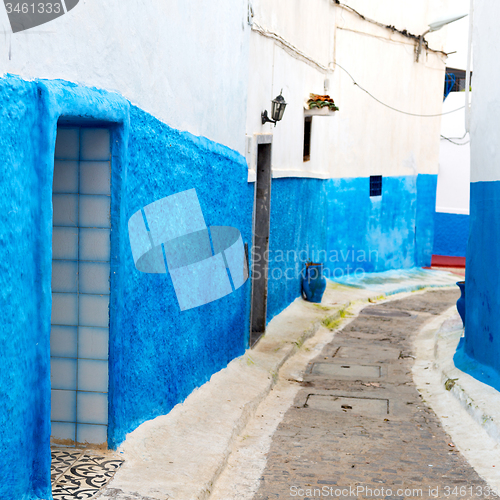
[50, 127, 111, 447]
[250, 135, 272, 347]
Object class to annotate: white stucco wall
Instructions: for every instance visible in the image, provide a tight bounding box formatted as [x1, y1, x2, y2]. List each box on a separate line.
[470, 0, 500, 183]
[442, 0, 471, 71]
[341, 0, 448, 35]
[436, 93, 470, 214]
[246, 0, 451, 180]
[434, 0, 471, 215]
[0, 0, 250, 154]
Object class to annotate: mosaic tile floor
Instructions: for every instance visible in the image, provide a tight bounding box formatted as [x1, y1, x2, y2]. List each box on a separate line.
[51, 449, 124, 500]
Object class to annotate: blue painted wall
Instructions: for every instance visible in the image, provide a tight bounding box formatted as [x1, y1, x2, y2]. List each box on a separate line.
[460, 181, 500, 380]
[415, 174, 438, 266]
[325, 176, 418, 273]
[110, 105, 254, 447]
[265, 174, 437, 322]
[433, 212, 469, 257]
[454, 338, 500, 392]
[0, 75, 252, 499]
[0, 76, 52, 500]
[267, 178, 328, 322]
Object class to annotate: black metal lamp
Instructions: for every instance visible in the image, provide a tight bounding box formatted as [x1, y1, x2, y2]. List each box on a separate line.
[261, 90, 287, 126]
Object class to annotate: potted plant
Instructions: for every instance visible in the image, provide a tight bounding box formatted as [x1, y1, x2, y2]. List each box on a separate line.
[306, 93, 339, 111]
[456, 281, 466, 327]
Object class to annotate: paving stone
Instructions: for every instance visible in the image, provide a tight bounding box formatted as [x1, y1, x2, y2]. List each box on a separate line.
[254, 290, 497, 500]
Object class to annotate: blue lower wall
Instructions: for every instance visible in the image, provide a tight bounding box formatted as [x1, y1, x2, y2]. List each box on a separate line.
[267, 178, 328, 322]
[110, 106, 254, 446]
[462, 181, 500, 380]
[265, 174, 437, 322]
[325, 176, 421, 273]
[0, 76, 52, 500]
[454, 338, 500, 392]
[0, 75, 253, 500]
[433, 212, 469, 257]
[415, 174, 438, 266]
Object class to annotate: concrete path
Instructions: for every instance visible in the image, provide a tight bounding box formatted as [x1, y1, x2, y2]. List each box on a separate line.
[246, 289, 497, 500]
[413, 308, 500, 493]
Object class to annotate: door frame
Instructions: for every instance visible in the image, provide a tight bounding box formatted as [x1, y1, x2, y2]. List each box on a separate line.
[40, 91, 128, 454]
[249, 134, 273, 347]
[50, 123, 115, 448]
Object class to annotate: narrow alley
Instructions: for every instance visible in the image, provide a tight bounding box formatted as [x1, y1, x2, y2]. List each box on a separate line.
[246, 291, 496, 500]
[4, 2, 500, 500]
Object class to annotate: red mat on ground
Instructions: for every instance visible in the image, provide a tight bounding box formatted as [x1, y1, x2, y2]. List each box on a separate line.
[431, 255, 466, 268]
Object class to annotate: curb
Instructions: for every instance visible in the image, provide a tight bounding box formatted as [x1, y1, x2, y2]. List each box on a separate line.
[413, 305, 500, 491]
[433, 313, 500, 445]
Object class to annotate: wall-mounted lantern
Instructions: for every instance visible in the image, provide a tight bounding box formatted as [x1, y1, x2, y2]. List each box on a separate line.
[261, 90, 287, 126]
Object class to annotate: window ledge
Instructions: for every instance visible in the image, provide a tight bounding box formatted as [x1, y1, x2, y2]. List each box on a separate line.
[304, 107, 338, 117]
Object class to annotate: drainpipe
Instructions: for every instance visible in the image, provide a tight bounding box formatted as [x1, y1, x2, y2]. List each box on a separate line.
[465, 0, 474, 133]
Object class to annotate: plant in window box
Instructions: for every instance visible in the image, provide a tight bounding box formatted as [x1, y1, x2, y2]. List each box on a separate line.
[307, 94, 339, 111]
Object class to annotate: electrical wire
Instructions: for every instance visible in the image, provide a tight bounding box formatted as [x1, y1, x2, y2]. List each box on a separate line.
[335, 0, 447, 57]
[333, 62, 465, 117]
[251, 22, 329, 72]
[252, 10, 461, 118]
[443, 132, 469, 140]
[440, 133, 470, 146]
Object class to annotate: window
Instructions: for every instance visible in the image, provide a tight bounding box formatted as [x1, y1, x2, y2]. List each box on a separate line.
[444, 67, 472, 99]
[370, 175, 382, 197]
[303, 117, 312, 162]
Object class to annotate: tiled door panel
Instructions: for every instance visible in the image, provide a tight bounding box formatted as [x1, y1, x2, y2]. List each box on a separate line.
[51, 127, 111, 447]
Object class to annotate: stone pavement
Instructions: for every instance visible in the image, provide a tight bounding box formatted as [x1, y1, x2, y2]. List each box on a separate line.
[253, 289, 497, 500]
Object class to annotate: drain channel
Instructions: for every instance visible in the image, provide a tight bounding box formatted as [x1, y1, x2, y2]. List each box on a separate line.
[360, 308, 411, 318]
[310, 363, 381, 378]
[305, 394, 389, 416]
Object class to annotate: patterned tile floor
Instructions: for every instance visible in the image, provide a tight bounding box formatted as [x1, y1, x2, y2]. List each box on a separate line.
[51, 449, 124, 500]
